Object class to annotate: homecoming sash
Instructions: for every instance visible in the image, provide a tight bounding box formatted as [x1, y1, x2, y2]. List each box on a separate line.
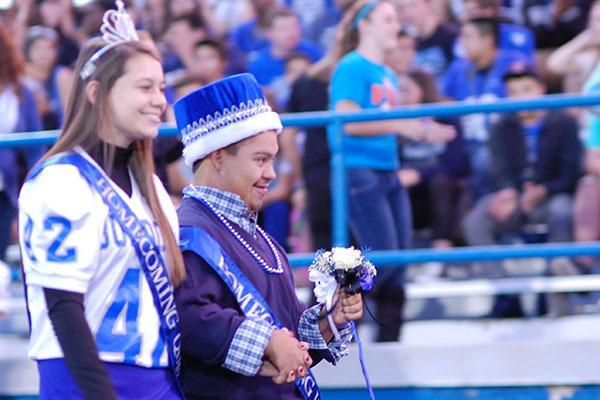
[27, 152, 184, 395]
[179, 225, 320, 400]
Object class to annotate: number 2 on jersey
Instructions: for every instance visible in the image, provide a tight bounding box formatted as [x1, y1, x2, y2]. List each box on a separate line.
[45, 216, 76, 262]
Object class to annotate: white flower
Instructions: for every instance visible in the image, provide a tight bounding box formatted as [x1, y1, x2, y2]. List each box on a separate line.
[309, 250, 333, 274]
[364, 261, 377, 277]
[308, 269, 337, 305]
[330, 246, 362, 271]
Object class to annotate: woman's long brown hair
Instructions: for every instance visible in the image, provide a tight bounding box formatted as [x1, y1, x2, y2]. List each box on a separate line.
[0, 25, 25, 97]
[330, 0, 394, 64]
[44, 38, 186, 285]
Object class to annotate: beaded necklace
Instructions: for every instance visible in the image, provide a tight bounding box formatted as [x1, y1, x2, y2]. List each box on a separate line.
[187, 192, 284, 274]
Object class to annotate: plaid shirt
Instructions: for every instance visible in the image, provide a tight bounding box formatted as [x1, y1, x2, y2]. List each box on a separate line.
[184, 184, 353, 376]
[184, 185, 258, 237]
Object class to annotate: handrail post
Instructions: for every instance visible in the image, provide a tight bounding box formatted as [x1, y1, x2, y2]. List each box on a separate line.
[328, 120, 349, 247]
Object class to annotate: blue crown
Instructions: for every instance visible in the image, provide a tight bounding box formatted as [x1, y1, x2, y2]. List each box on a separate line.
[174, 73, 282, 165]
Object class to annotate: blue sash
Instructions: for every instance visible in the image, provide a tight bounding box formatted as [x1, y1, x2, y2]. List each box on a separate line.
[180, 225, 321, 400]
[27, 152, 184, 396]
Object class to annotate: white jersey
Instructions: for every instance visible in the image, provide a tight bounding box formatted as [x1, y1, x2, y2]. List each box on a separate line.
[18, 149, 179, 368]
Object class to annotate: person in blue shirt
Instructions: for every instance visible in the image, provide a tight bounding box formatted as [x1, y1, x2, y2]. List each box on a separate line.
[573, 31, 600, 271]
[443, 17, 526, 199]
[228, 0, 279, 62]
[248, 8, 322, 88]
[330, 0, 455, 341]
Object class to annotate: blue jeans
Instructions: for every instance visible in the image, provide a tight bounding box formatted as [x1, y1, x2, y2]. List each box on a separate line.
[347, 168, 410, 341]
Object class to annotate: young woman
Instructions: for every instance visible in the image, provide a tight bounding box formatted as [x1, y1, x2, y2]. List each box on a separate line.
[329, 0, 455, 341]
[18, 7, 186, 399]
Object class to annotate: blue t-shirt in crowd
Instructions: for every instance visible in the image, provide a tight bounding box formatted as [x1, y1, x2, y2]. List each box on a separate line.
[443, 51, 524, 101]
[443, 50, 525, 198]
[453, 23, 535, 64]
[229, 19, 269, 60]
[499, 23, 536, 62]
[442, 50, 526, 144]
[329, 51, 401, 170]
[248, 42, 323, 85]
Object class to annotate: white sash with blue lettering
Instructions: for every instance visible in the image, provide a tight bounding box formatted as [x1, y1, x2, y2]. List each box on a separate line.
[179, 225, 321, 400]
[27, 152, 184, 395]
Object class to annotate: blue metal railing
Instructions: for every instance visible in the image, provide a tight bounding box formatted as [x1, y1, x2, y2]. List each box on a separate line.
[5, 93, 600, 265]
[287, 241, 600, 267]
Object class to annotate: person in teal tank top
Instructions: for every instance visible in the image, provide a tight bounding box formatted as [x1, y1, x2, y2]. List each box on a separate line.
[329, 0, 455, 341]
[573, 60, 600, 269]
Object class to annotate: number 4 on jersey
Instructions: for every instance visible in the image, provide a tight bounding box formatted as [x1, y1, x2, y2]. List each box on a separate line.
[96, 267, 142, 363]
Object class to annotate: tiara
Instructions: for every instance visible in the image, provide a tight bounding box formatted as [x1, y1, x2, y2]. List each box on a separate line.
[80, 0, 139, 79]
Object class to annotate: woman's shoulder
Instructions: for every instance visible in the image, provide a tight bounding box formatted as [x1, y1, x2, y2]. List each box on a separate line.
[19, 158, 97, 222]
[337, 51, 362, 66]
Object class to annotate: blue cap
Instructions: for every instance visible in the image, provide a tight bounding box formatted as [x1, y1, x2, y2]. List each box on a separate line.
[174, 73, 282, 165]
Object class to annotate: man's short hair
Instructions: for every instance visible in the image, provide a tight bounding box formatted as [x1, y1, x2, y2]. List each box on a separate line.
[194, 39, 227, 60]
[503, 61, 542, 83]
[169, 13, 206, 30]
[265, 8, 297, 28]
[464, 17, 500, 46]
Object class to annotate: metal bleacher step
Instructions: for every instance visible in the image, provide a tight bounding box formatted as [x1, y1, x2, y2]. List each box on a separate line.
[3, 315, 600, 397]
[314, 315, 600, 394]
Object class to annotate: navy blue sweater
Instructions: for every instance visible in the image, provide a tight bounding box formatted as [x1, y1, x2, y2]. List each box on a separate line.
[175, 197, 328, 399]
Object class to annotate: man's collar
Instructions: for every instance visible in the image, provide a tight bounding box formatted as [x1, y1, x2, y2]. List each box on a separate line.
[185, 185, 258, 237]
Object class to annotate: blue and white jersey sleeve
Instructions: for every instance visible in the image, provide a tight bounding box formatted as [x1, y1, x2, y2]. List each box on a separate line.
[19, 164, 103, 293]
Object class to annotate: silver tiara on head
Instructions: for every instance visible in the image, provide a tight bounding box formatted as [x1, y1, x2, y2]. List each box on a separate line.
[80, 0, 139, 79]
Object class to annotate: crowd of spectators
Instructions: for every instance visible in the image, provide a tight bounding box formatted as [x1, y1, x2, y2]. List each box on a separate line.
[2, 0, 600, 319]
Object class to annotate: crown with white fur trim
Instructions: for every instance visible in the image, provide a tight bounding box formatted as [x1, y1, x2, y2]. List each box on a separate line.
[174, 73, 283, 166]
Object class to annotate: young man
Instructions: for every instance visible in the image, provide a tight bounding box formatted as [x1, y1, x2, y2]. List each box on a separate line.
[459, 0, 536, 62]
[248, 8, 322, 87]
[191, 39, 228, 85]
[173, 73, 363, 399]
[443, 17, 526, 199]
[462, 62, 583, 317]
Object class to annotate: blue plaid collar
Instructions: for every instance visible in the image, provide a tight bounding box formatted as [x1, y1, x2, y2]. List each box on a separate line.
[184, 185, 258, 237]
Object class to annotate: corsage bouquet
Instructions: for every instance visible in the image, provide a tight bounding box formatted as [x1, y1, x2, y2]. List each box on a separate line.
[308, 246, 378, 399]
[308, 247, 377, 338]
